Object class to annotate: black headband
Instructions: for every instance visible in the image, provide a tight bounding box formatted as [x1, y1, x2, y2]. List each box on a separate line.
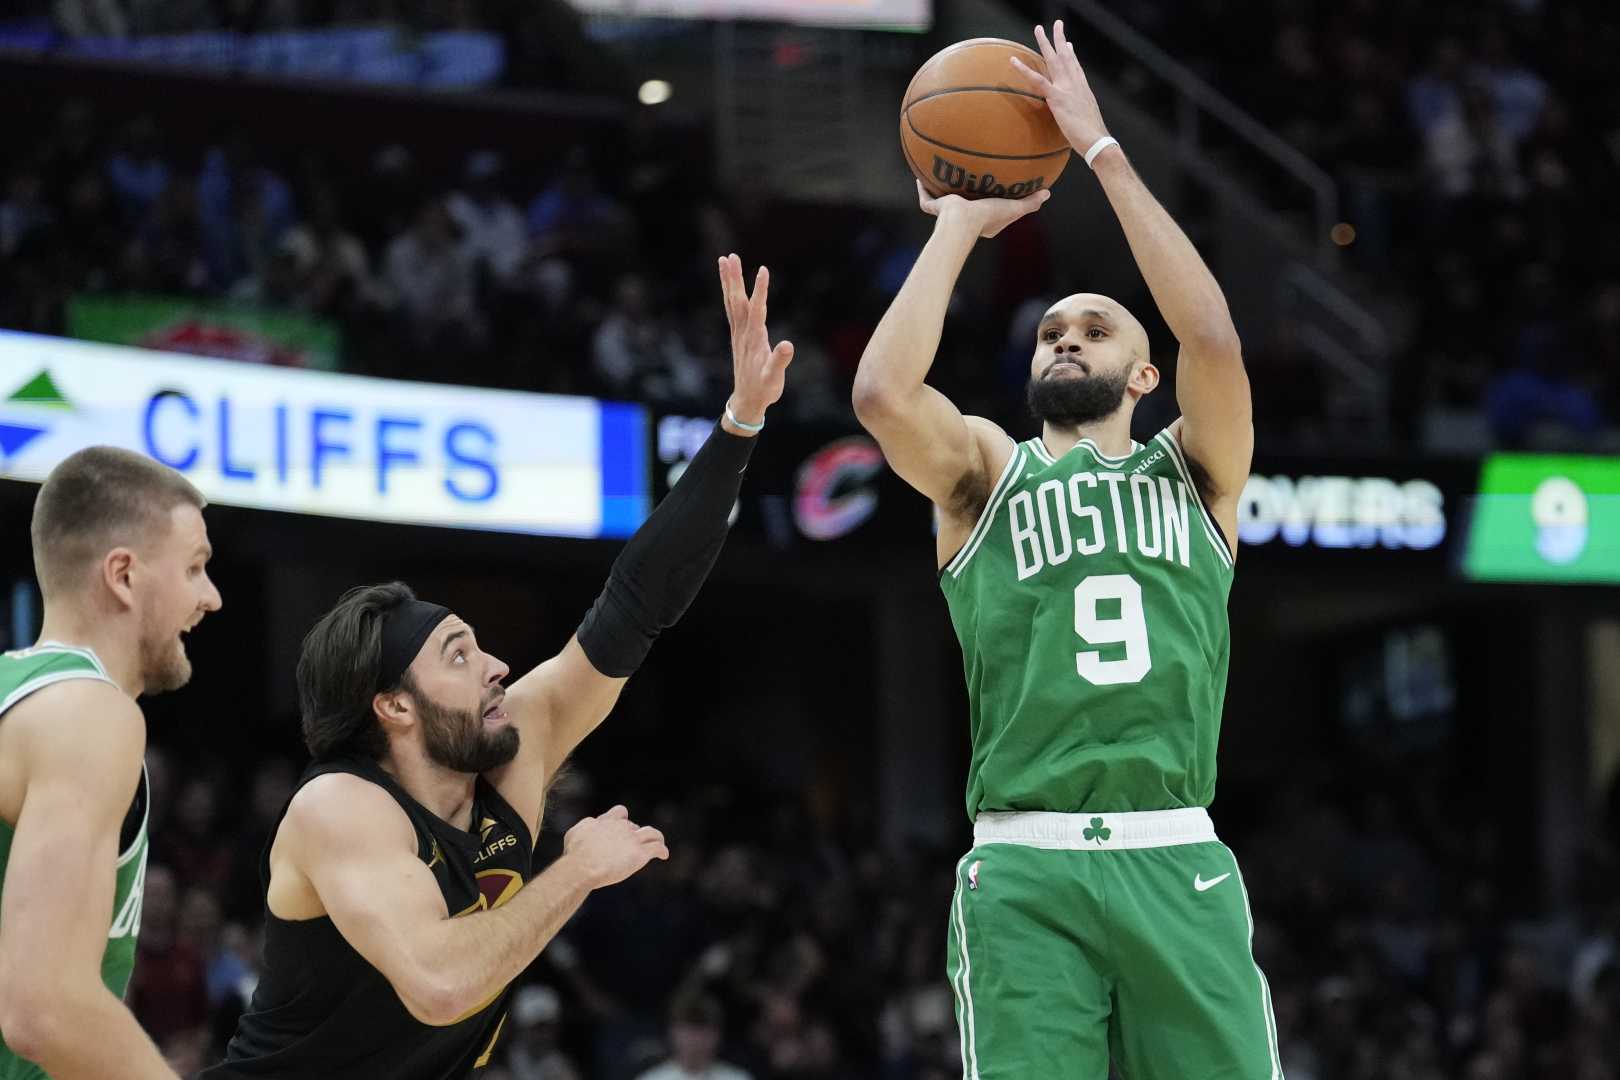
[378, 599, 450, 690]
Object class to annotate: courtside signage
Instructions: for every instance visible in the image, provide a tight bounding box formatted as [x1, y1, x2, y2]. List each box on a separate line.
[0, 331, 648, 538]
[1463, 453, 1620, 584]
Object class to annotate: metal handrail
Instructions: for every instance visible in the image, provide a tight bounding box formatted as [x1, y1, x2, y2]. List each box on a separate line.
[1284, 264, 1389, 355]
[1060, 0, 1340, 255]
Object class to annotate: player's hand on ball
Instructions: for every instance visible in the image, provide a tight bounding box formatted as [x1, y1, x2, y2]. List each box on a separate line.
[718, 253, 793, 431]
[918, 180, 1050, 239]
[563, 804, 669, 888]
[1010, 21, 1111, 155]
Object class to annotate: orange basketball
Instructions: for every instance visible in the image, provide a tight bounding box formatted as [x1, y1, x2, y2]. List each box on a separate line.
[900, 38, 1071, 200]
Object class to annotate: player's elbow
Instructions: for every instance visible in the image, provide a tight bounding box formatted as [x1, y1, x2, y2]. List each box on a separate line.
[852, 373, 904, 426]
[0, 987, 71, 1064]
[1185, 326, 1244, 367]
[397, 970, 475, 1028]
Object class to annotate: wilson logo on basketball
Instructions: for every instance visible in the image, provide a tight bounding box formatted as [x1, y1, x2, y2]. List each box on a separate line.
[931, 156, 1047, 199]
[899, 37, 1072, 200]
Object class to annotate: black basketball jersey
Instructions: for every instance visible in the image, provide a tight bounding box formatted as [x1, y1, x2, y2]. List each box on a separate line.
[200, 757, 534, 1080]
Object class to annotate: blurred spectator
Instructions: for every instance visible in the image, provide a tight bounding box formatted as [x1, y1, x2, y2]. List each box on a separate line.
[506, 985, 585, 1080]
[105, 114, 170, 223]
[1473, 24, 1549, 144]
[383, 198, 486, 357]
[196, 132, 297, 289]
[635, 993, 752, 1080]
[527, 148, 633, 261]
[129, 864, 209, 1045]
[53, 0, 130, 37]
[278, 185, 383, 318]
[448, 150, 529, 287]
[178, 887, 254, 1012]
[124, 177, 209, 294]
[162, 776, 232, 888]
[0, 166, 53, 259]
[224, 757, 296, 919]
[590, 274, 708, 405]
[228, 233, 317, 312]
[1424, 77, 1525, 202]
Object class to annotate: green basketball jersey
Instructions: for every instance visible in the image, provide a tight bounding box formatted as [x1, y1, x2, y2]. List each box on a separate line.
[0, 644, 149, 1080]
[940, 428, 1236, 818]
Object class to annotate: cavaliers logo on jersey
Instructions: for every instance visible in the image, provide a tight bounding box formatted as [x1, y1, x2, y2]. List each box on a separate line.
[446, 867, 525, 1027]
[461, 868, 522, 915]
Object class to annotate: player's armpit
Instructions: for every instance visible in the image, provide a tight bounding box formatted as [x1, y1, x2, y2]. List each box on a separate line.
[854, 381, 1005, 516]
[280, 773, 461, 1024]
[494, 638, 625, 834]
[1171, 339, 1253, 505]
[286, 772, 598, 1027]
[1169, 409, 1249, 558]
[0, 682, 176, 1080]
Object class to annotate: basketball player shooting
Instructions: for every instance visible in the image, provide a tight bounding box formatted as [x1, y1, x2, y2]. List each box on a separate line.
[201, 255, 792, 1079]
[0, 449, 222, 1080]
[854, 21, 1278, 1079]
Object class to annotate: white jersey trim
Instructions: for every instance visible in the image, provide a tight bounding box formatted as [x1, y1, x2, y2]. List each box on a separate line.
[950, 852, 982, 1080]
[1029, 436, 1137, 468]
[8, 640, 112, 678]
[1154, 430, 1234, 570]
[1078, 437, 1134, 466]
[116, 765, 151, 868]
[0, 668, 120, 718]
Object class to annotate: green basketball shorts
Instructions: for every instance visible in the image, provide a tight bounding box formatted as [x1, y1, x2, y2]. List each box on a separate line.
[945, 808, 1282, 1079]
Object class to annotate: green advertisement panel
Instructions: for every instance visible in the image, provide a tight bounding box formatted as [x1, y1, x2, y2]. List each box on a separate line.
[1463, 453, 1620, 584]
[68, 293, 341, 371]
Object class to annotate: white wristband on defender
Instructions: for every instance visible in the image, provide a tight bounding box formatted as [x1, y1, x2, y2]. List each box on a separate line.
[1083, 135, 1120, 168]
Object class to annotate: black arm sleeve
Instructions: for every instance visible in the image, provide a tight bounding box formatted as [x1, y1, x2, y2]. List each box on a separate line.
[575, 422, 757, 677]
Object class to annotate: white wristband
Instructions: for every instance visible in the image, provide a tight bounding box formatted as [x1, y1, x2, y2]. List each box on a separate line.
[725, 403, 764, 433]
[1083, 136, 1120, 169]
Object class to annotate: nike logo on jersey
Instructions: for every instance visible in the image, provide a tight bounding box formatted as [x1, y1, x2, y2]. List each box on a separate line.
[1193, 872, 1231, 892]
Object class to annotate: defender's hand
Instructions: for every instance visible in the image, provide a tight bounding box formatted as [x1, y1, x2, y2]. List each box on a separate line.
[718, 254, 793, 431]
[562, 805, 669, 889]
[1009, 21, 1112, 156]
[918, 180, 1050, 239]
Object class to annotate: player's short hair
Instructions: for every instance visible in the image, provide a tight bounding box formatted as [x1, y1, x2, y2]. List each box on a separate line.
[669, 991, 723, 1029]
[30, 446, 206, 599]
[297, 581, 419, 762]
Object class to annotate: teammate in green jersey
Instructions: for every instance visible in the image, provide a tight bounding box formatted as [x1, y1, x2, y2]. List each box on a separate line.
[854, 22, 1276, 1079]
[0, 447, 222, 1080]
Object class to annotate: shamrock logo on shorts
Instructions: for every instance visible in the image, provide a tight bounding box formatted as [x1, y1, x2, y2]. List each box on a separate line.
[1083, 817, 1111, 845]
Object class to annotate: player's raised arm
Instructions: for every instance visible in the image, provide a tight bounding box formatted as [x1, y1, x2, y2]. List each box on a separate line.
[0, 683, 177, 1080]
[852, 185, 1047, 516]
[1013, 21, 1252, 525]
[497, 254, 792, 820]
[279, 775, 666, 1027]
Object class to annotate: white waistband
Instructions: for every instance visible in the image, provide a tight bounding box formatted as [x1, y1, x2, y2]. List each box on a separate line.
[972, 808, 1216, 851]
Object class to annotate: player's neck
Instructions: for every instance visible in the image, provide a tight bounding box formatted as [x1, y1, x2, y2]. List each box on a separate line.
[35, 609, 144, 698]
[378, 749, 477, 831]
[1040, 416, 1133, 461]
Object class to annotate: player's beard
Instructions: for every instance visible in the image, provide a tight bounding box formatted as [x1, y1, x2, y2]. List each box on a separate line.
[139, 609, 193, 693]
[417, 691, 520, 775]
[1026, 361, 1132, 427]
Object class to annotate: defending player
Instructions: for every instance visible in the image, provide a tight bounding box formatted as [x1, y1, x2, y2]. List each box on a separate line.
[852, 23, 1278, 1078]
[203, 254, 792, 1078]
[0, 448, 223, 1080]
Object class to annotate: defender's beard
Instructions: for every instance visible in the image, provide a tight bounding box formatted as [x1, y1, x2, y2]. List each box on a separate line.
[418, 693, 520, 774]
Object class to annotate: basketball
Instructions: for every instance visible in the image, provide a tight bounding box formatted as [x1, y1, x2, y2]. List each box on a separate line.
[900, 38, 1072, 200]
